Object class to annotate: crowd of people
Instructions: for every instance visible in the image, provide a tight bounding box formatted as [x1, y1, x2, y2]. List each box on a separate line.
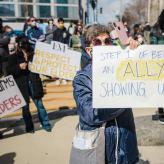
[0, 9, 164, 164]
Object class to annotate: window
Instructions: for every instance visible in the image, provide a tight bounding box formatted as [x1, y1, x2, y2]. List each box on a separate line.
[68, 6, 78, 19]
[18, 5, 33, 17]
[56, 0, 67, 4]
[0, 0, 13, 1]
[54, 6, 78, 19]
[39, 6, 51, 17]
[36, 0, 50, 3]
[56, 6, 68, 18]
[0, 4, 15, 16]
[18, 0, 33, 2]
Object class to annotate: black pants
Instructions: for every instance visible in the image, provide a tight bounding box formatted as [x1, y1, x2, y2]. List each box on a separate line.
[158, 108, 164, 114]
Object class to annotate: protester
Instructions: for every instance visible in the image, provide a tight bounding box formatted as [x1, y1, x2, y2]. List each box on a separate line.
[53, 17, 71, 45]
[37, 19, 47, 34]
[6, 35, 51, 133]
[69, 24, 85, 52]
[143, 22, 151, 44]
[72, 24, 139, 164]
[68, 22, 75, 35]
[150, 9, 164, 123]
[45, 18, 57, 44]
[3, 25, 21, 55]
[25, 17, 45, 50]
[53, 17, 71, 85]
[23, 17, 30, 33]
[0, 18, 10, 77]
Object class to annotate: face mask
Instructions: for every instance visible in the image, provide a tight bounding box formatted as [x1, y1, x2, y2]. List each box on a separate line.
[31, 21, 36, 27]
[59, 23, 64, 29]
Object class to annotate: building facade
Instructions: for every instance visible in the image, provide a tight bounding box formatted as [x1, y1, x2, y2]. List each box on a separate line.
[0, 0, 79, 20]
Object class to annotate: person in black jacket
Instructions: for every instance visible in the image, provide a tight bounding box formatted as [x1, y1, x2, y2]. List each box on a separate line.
[0, 18, 10, 77]
[72, 24, 139, 164]
[7, 35, 51, 133]
[53, 18, 71, 45]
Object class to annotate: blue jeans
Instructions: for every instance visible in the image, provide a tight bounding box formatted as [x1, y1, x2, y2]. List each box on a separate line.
[22, 81, 51, 131]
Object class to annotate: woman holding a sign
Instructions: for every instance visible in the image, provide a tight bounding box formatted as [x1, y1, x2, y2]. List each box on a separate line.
[71, 24, 139, 164]
[7, 35, 51, 133]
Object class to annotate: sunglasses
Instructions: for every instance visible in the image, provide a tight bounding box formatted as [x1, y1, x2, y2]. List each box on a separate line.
[92, 38, 111, 46]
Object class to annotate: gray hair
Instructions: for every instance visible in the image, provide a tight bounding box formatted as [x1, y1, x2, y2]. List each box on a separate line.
[85, 24, 110, 45]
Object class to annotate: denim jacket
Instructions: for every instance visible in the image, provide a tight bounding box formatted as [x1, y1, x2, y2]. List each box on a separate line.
[73, 64, 139, 164]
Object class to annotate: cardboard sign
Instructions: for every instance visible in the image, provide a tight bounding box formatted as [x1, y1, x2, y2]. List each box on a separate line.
[30, 42, 81, 80]
[93, 45, 164, 108]
[0, 75, 26, 117]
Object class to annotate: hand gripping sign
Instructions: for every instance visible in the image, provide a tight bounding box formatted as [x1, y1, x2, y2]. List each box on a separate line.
[0, 75, 26, 117]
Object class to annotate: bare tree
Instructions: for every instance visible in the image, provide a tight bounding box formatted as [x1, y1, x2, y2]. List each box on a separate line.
[122, 0, 148, 26]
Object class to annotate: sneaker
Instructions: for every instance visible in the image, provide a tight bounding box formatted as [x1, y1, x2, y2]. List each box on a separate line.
[159, 115, 164, 124]
[152, 114, 159, 121]
[26, 129, 35, 133]
[43, 127, 52, 132]
[0, 133, 3, 139]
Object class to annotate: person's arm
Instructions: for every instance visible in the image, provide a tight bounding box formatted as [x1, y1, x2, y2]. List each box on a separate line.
[6, 55, 27, 76]
[73, 73, 126, 126]
[0, 35, 10, 46]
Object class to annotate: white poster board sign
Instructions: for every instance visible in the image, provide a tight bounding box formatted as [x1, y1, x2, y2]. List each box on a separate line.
[0, 75, 26, 117]
[93, 45, 164, 108]
[30, 42, 81, 80]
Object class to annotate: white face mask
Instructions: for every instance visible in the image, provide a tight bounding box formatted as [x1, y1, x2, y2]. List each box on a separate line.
[31, 21, 36, 27]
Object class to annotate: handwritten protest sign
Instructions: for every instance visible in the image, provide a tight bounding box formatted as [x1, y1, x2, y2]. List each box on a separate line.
[0, 75, 26, 117]
[93, 45, 164, 108]
[30, 42, 81, 80]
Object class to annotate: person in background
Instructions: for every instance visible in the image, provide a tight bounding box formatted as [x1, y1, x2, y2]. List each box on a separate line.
[132, 24, 145, 44]
[37, 19, 47, 35]
[3, 26, 16, 55]
[25, 17, 45, 50]
[68, 22, 75, 35]
[143, 22, 151, 44]
[7, 35, 51, 133]
[73, 24, 139, 164]
[123, 21, 130, 36]
[45, 19, 57, 44]
[0, 18, 10, 77]
[23, 17, 30, 33]
[150, 9, 164, 123]
[53, 17, 71, 85]
[69, 24, 85, 52]
[53, 17, 71, 45]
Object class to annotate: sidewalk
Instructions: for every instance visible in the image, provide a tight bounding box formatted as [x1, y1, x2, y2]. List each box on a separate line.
[0, 108, 164, 164]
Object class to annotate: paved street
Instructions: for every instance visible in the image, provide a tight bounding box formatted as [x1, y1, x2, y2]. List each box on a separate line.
[0, 82, 164, 164]
[0, 108, 164, 164]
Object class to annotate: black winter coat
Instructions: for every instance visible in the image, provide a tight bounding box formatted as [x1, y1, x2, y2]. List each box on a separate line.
[6, 51, 44, 103]
[0, 32, 10, 76]
[53, 27, 70, 45]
